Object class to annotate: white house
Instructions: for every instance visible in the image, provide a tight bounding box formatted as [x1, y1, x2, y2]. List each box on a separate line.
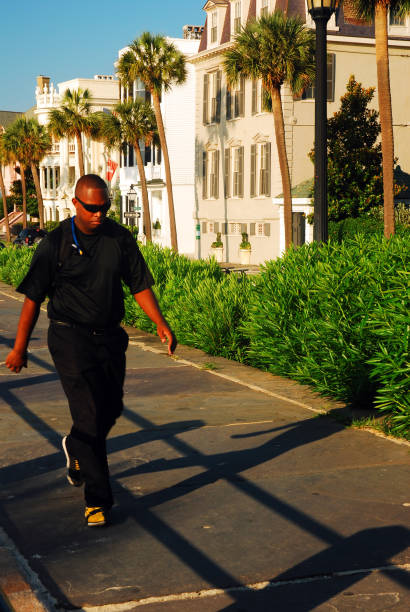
[117, 37, 200, 256]
[34, 74, 120, 222]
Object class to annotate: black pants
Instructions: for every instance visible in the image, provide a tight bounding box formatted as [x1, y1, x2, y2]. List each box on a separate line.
[48, 322, 129, 508]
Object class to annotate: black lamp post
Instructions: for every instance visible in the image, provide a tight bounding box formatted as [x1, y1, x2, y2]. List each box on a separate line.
[307, 0, 338, 243]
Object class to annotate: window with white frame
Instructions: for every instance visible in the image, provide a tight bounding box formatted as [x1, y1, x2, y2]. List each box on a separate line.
[203, 150, 220, 199]
[203, 71, 222, 124]
[210, 11, 218, 44]
[388, 8, 410, 34]
[250, 142, 271, 197]
[233, 1, 241, 34]
[226, 75, 245, 120]
[224, 146, 244, 198]
[260, 0, 270, 17]
[230, 223, 242, 234]
[249, 222, 271, 237]
[300, 54, 335, 102]
[251, 80, 270, 114]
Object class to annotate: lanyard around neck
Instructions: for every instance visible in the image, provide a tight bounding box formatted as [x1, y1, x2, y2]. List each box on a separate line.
[71, 216, 84, 256]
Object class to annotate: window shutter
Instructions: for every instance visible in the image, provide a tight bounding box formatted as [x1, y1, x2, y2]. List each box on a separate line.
[202, 221, 207, 233]
[327, 54, 335, 102]
[241, 223, 247, 234]
[238, 146, 244, 198]
[250, 144, 256, 198]
[203, 73, 209, 124]
[214, 221, 220, 233]
[239, 75, 245, 117]
[264, 223, 270, 237]
[202, 151, 208, 199]
[266, 142, 271, 197]
[222, 222, 228, 235]
[224, 148, 231, 198]
[215, 71, 222, 123]
[252, 80, 257, 115]
[250, 223, 256, 236]
[226, 87, 232, 121]
[215, 150, 220, 198]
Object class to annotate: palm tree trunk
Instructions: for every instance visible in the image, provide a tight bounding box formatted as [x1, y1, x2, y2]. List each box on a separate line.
[151, 92, 178, 252]
[271, 85, 293, 249]
[375, 4, 395, 238]
[134, 143, 152, 242]
[0, 166, 11, 242]
[76, 132, 85, 177]
[20, 164, 27, 229]
[31, 162, 45, 230]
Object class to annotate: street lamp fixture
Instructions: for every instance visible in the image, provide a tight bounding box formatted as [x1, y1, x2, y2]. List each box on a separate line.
[307, 0, 339, 243]
[127, 184, 138, 209]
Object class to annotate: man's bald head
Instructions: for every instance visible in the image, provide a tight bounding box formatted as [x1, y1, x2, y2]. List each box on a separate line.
[75, 174, 109, 202]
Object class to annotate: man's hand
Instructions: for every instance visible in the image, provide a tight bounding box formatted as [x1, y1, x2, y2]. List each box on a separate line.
[157, 323, 177, 355]
[5, 349, 28, 373]
[134, 288, 178, 355]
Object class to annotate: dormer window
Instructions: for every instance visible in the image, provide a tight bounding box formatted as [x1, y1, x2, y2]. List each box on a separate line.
[233, 1, 241, 34]
[211, 11, 218, 43]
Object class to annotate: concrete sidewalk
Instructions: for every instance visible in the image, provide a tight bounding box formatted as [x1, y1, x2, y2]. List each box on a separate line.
[0, 281, 409, 611]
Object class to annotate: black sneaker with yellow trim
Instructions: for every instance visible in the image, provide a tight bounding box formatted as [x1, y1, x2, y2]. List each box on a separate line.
[62, 436, 84, 487]
[85, 506, 109, 527]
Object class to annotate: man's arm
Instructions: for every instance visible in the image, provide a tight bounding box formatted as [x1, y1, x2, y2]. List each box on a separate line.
[134, 288, 177, 355]
[5, 297, 41, 373]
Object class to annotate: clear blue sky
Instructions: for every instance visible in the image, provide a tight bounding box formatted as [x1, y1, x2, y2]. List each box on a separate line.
[1, 0, 205, 112]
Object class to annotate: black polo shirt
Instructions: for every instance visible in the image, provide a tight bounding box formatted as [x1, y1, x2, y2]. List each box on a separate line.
[17, 218, 154, 328]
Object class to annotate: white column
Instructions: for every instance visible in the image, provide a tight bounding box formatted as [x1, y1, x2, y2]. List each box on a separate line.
[52, 167, 56, 198]
[46, 167, 51, 198]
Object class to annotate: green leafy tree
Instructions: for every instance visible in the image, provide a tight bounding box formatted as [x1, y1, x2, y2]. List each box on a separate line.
[117, 32, 187, 252]
[9, 168, 38, 217]
[224, 11, 315, 249]
[0, 132, 12, 242]
[2, 124, 29, 228]
[350, 0, 410, 237]
[309, 76, 387, 221]
[96, 99, 157, 242]
[7, 118, 51, 229]
[48, 88, 97, 177]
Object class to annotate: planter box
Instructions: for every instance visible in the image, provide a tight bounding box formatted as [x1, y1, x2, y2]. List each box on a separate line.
[239, 248, 251, 265]
[211, 246, 224, 263]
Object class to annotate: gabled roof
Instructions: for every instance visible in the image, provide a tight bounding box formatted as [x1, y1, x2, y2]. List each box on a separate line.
[203, 0, 229, 9]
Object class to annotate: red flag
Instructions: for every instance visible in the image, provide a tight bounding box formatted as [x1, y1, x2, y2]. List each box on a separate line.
[106, 159, 118, 182]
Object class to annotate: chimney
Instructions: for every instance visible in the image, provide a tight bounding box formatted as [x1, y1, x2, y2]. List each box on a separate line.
[37, 75, 50, 90]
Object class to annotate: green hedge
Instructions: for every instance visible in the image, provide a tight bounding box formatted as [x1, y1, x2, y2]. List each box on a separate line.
[0, 234, 408, 438]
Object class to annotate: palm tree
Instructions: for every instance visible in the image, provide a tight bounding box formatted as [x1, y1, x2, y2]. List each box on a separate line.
[350, 0, 410, 238]
[2, 125, 29, 229]
[0, 132, 11, 242]
[7, 118, 51, 229]
[117, 32, 187, 252]
[97, 99, 157, 241]
[224, 11, 315, 249]
[48, 88, 97, 177]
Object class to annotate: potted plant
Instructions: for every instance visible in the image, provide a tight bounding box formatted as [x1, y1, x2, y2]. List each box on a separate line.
[239, 232, 251, 265]
[152, 219, 161, 238]
[210, 231, 224, 263]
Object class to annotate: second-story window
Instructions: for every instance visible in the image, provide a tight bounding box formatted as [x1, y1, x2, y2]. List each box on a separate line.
[234, 1, 241, 34]
[252, 80, 270, 114]
[301, 54, 335, 102]
[203, 71, 222, 124]
[226, 75, 245, 120]
[389, 7, 406, 26]
[211, 11, 218, 43]
[250, 142, 271, 197]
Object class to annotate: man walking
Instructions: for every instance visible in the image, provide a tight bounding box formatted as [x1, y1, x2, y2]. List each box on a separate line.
[5, 174, 176, 527]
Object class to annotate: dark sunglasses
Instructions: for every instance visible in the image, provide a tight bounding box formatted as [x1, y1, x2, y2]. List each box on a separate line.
[75, 195, 111, 213]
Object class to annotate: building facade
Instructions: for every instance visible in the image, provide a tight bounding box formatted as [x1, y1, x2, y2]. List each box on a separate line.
[192, 0, 410, 263]
[34, 75, 120, 222]
[117, 37, 199, 256]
